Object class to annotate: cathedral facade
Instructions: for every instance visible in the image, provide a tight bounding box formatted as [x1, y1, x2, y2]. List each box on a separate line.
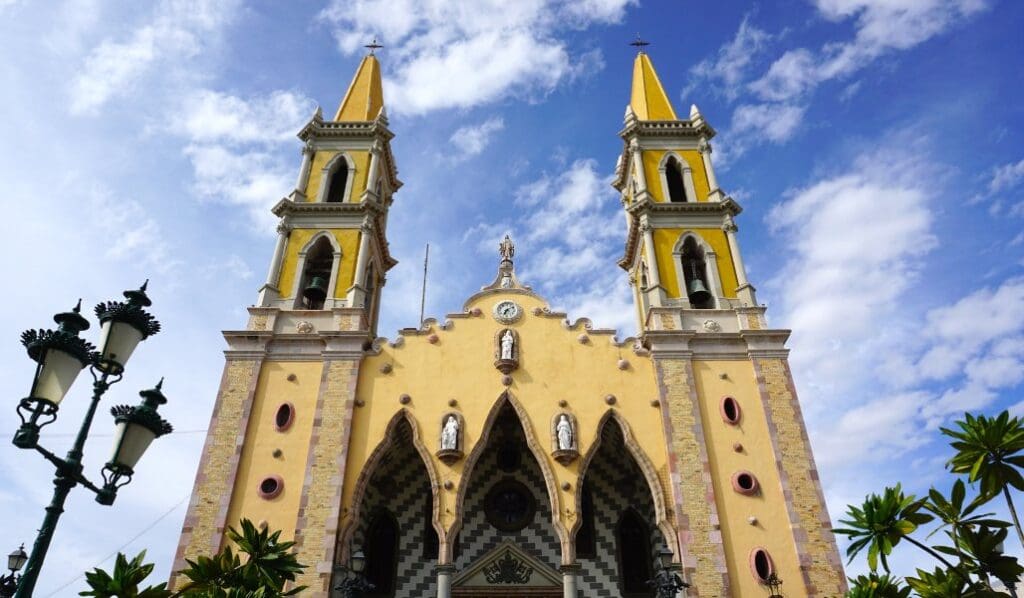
[171, 49, 847, 597]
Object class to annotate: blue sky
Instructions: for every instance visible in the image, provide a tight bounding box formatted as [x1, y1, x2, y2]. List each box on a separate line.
[1, 0, 1023, 593]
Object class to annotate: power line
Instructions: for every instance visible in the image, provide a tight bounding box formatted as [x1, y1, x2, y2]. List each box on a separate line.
[42, 493, 190, 597]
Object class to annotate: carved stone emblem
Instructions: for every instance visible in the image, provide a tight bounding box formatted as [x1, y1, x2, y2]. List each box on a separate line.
[296, 321, 314, 333]
[483, 549, 534, 585]
[702, 319, 722, 332]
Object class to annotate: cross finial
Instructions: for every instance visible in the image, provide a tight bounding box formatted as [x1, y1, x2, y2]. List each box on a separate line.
[365, 37, 383, 55]
[630, 33, 650, 52]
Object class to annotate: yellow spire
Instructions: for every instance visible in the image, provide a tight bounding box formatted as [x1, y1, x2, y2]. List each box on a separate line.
[630, 52, 678, 121]
[334, 53, 384, 122]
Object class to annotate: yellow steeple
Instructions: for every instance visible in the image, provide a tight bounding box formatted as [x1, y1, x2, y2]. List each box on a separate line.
[629, 52, 678, 121]
[334, 53, 384, 122]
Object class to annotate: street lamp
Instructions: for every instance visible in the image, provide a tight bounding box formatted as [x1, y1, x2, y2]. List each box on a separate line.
[0, 545, 26, 598]
[335, 549, 374, 598]
[8, 283, 171, 598]
[763, 572, 784, 598]
[646, 548, 689, 598]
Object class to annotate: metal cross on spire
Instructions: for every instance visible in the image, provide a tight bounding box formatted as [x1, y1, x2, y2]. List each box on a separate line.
[365, 37, 383, 55]
[630, 33, 650, 51]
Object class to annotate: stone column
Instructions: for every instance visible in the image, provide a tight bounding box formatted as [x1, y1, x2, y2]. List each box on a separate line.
[363, 142, 381, 202]
[293, 141, 315, 200]
[641, 221, 664, 307]
[560, 564, 580, 598]
[631, 138, 649, 201]
[257, 223, 290, 306]
[723, 216, 757, 306]
[699, 137, 724, 201]
[347, 219, 373, 308]
[436, 564, 455, 598]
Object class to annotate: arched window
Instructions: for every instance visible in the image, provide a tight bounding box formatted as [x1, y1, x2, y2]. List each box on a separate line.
[666, 157, 687, 203]
[422, 493, 438, 559]
[617, 509, 653, 596]
[576, 480, 596, 558]
[681, 237, 714, 309]
[365, 510, 398, 596]
[298, 236, 334, 309]
[326, 159, 349, 203]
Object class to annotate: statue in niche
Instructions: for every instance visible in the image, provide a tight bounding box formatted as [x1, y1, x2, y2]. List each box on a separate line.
[556, 415, 573, 451]
[441, 415, 459, 450]
[500, 329, 515, 361]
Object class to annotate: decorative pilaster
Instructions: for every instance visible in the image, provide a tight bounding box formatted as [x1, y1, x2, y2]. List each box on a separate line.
[631, 138, 650, 202]
[257, 223, 291, 306]
[722, 216, 757, 306]
[560, 564, 580, 597]
[361, 140, 381, 202]
[699, 137, 724, 202]
[290, 140, 315, 202]
[346, 218, 373, 308]
[641, 221, 665, 307]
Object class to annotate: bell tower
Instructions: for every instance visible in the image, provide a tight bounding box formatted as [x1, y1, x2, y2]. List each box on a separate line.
[171, 49, 400, 594]
[616, 48, 848, 596]
[615, 49, 757, 332]
[256, 50, 398, 335]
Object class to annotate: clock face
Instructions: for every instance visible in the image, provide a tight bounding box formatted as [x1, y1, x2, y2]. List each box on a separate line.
[493, 300, 522, 323]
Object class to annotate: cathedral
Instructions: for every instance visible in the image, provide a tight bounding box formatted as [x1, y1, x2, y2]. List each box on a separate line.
[171, 47, 847, 597]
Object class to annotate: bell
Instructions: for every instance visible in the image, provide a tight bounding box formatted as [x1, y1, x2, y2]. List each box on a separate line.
[302, 276, 328, 306]
[687, 278, 712, 305]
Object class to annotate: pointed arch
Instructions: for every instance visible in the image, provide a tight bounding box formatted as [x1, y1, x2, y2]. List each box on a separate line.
[335, 409, 441, 566]
[572, 410, 677, 560]
[290, 231, 343, 309]
[671, 231, 722, 308]
[447, 391, 566, 563]
[658, 152, 697, 204]
[316, 151, 357, 204]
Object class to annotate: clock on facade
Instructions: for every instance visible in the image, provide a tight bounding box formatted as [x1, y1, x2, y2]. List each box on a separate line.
[492, 300, 522, 323]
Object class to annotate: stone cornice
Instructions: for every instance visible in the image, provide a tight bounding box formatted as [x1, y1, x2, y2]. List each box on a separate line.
[617, 197, 743, 269]
[645, 328, 791, 359]
[271, 199, 397, 269]
[297, 116, 403, 191]
[618, 118, 717, 141]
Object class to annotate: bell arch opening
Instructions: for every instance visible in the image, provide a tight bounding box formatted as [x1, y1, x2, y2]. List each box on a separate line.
[296, 235, 336, 309]
[680, 236, 714, 309]
[665, 156, 688, 203]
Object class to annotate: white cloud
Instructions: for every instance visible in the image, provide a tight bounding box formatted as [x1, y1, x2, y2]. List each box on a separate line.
[183, 144, 292, 230]
[750, 0, 988, 103]
[685, 15, 773, 100]
[176, 90, 314, 145]
[449, 117, 505, 161]
[320, 0, 633, 115]
[70, 0, 241, 115]
[989, 158, 1024, 192]
[730, 102, 807, 144]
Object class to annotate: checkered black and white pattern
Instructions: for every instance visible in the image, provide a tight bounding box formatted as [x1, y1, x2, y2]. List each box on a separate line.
[334, 417, 664, 596]
[333, 424, 437, 598]
[576, 424, 667, 596]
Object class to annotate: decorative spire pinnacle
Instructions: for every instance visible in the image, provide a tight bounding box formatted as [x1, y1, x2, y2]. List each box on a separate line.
[629, 50, 679, 121]
[334, 50, 385, 122]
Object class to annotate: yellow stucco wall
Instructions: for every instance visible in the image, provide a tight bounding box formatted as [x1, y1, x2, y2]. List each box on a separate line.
[641, 149, 710, 202]
[653, 227, 739, 298]
[224, 361, 323, 542]
[303, 150, 371, 203]
[277, 229, 361, 300]
[692, 360, 804, 597]
[341, 291, 669, 552]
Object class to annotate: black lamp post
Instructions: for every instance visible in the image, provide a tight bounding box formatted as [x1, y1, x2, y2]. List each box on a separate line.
[9, 283, 172, 598]
[335, 550, 374, 598]
[0, 545, 27, 598]
[763, 572, 784, 598]
[647, 548, 689, 598]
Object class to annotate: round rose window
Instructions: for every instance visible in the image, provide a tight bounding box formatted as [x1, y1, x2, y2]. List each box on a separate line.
[485, 479, 536, 532]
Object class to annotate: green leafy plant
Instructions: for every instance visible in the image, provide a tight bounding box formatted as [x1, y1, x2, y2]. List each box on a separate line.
[942, 411, 1024, 548]
[846, 573, 912, 598]
[80, 551, 171, 598]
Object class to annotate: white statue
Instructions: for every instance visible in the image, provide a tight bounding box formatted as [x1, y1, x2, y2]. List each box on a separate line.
[500, 275, 512, 288]
[500, 330, 515, 360]
[441, 416, 459, 450]
[556, 415, 573, 451]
